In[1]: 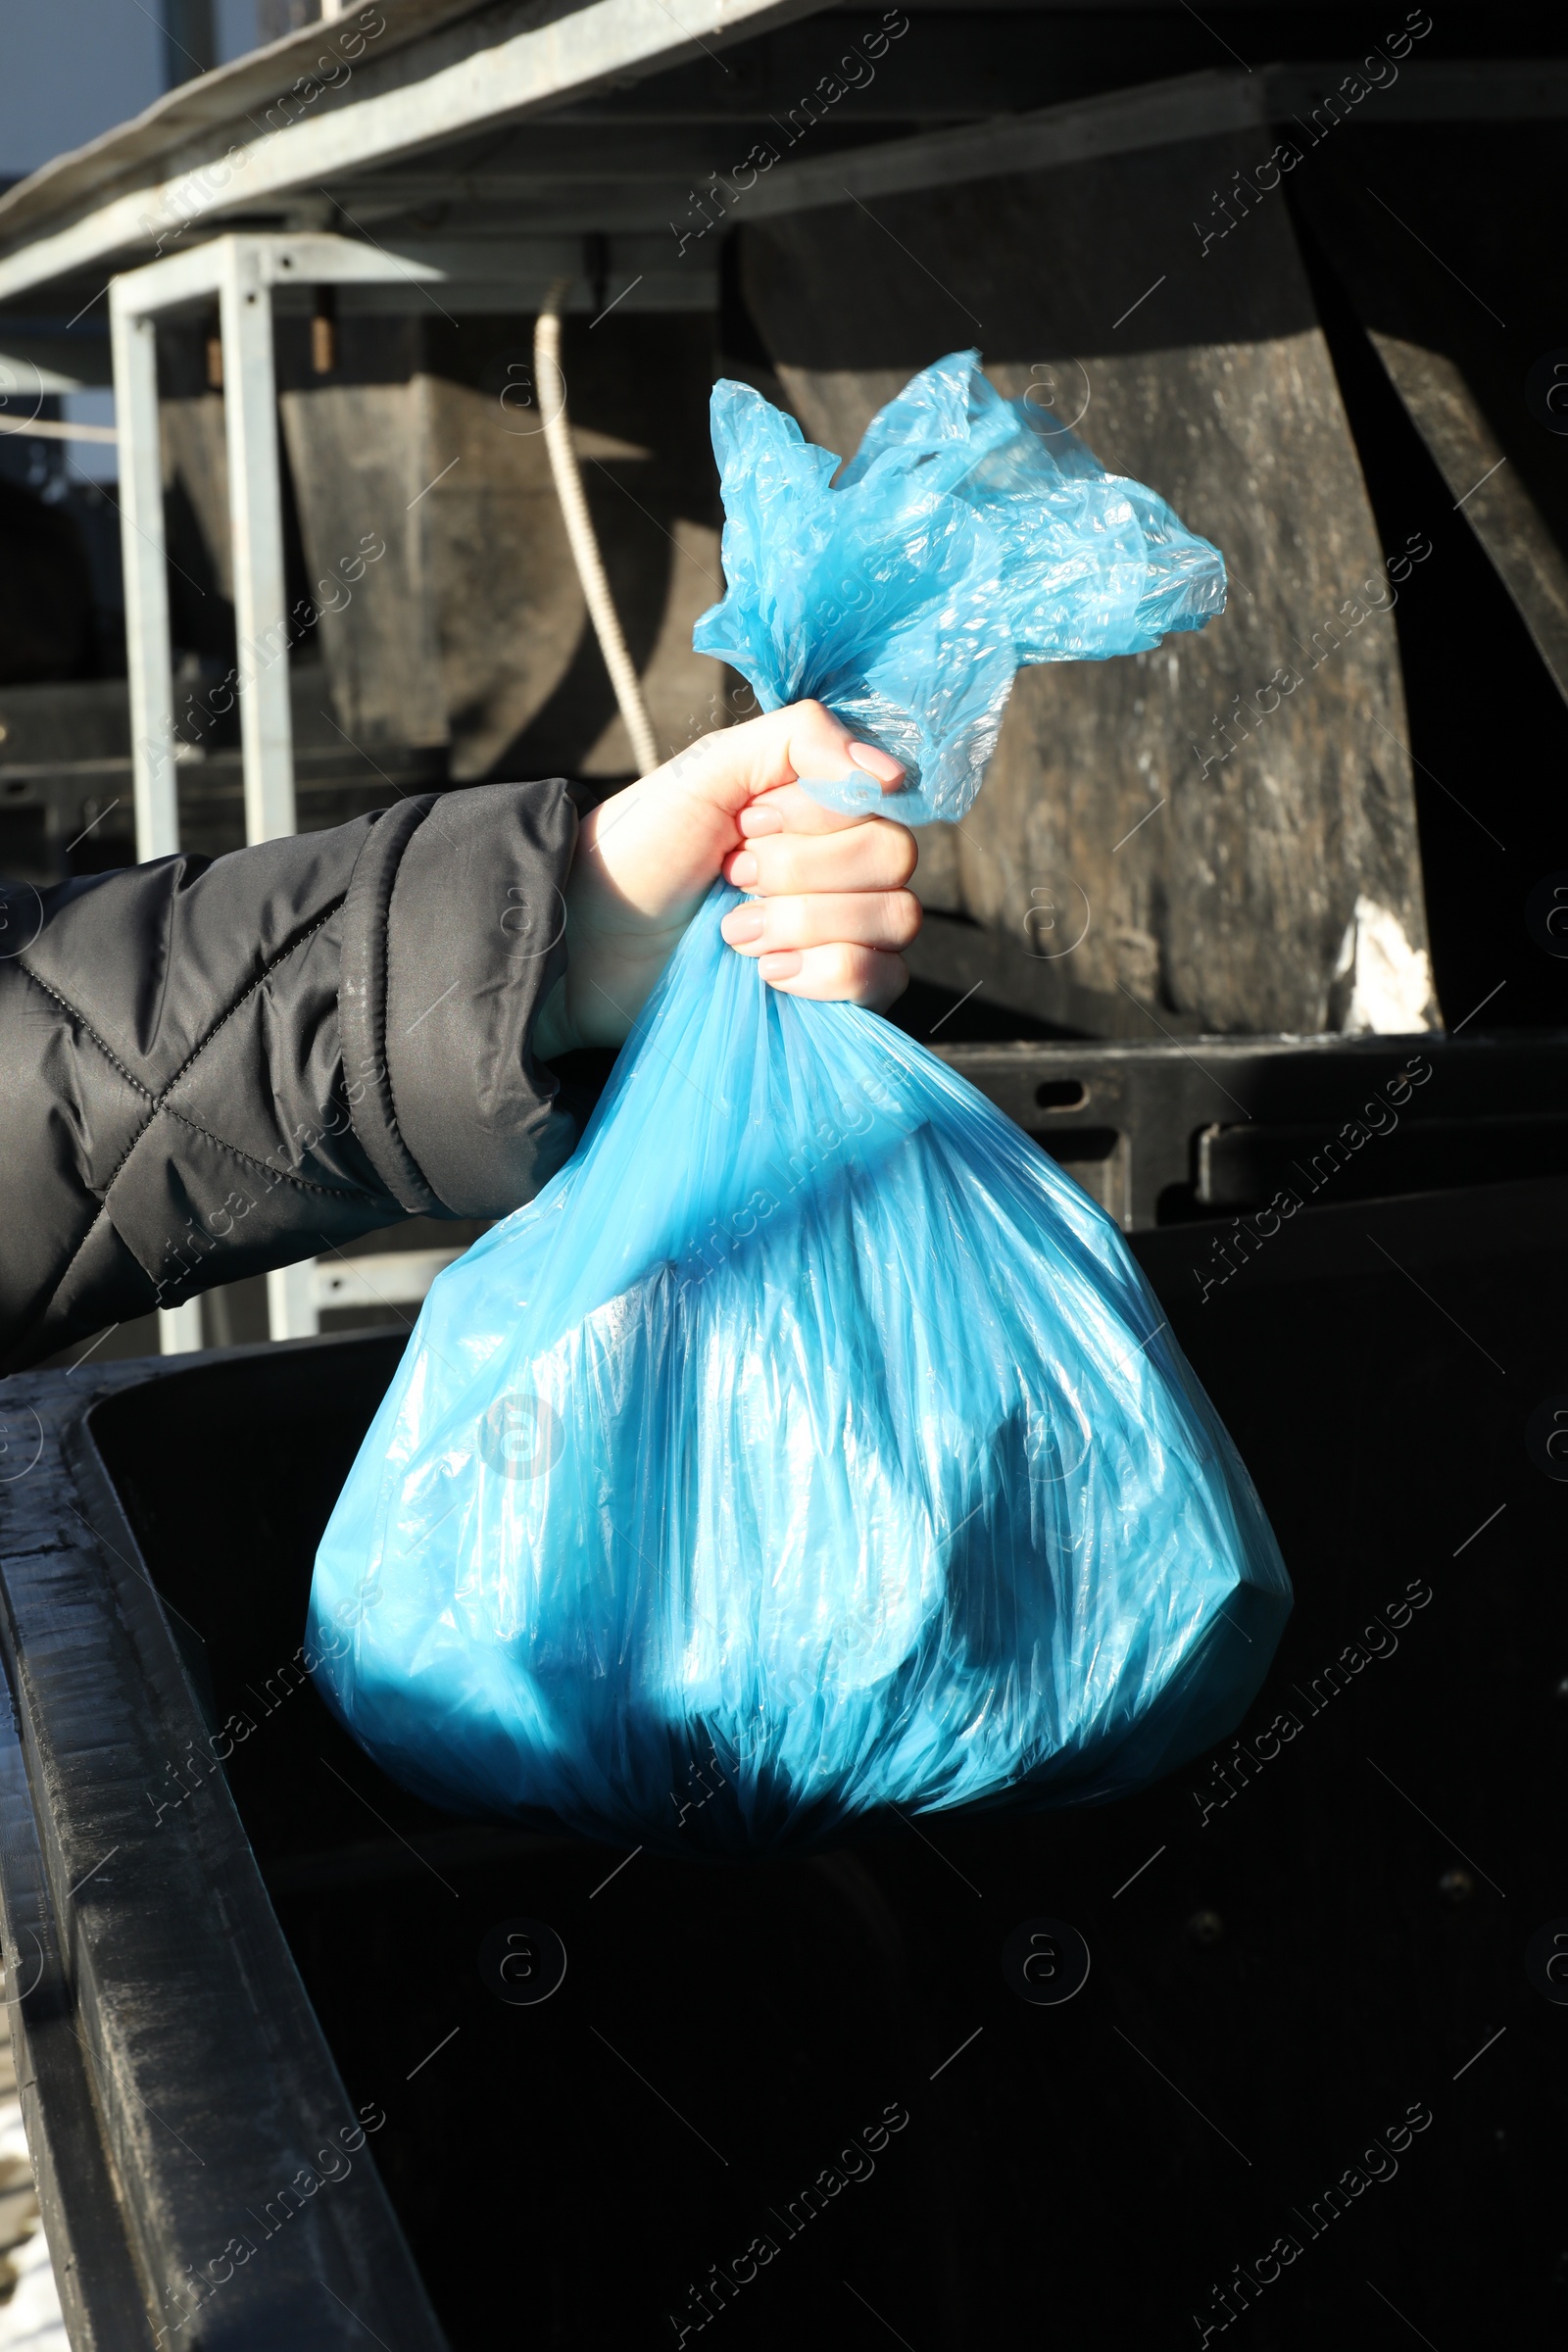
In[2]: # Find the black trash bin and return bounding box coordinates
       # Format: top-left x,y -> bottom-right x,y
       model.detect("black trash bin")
0,1163 -> 1560,2350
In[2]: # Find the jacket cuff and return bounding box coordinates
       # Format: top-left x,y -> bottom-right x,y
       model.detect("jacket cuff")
341,783 -> 578,1220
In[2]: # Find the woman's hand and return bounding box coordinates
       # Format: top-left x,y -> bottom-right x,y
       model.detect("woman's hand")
534,701 -> 921,1055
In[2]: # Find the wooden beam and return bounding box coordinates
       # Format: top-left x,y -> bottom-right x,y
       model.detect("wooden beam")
741,60 -> 1568,223
1367,331 -> 1568,710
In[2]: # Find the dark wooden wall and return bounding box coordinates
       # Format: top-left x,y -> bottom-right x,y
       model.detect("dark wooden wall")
160,309 -> 741,787
737,132 -> 1436,1037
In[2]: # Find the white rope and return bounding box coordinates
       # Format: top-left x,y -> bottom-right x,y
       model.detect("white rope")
533,278 -> 662,779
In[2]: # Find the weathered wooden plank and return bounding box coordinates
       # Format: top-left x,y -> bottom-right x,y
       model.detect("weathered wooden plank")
1366,332 -> 1568,706
279,319 -> 450,754
906,906 -> 1211,1045
405,310 -> 737,780
739,130 -> 1436,1037
161,391 -> 231,599
165,305 -> 738,781
1290,124 -> 1568,709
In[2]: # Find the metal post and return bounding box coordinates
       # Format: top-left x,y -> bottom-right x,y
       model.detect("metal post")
111,291 -> 196,1359
266,1263 -> 319,1342
159,1298 -> 206,1352
110,297 -> 179,861
109,231 -> 452,1353
162,2 -> 216,86
219,239 -> 297,846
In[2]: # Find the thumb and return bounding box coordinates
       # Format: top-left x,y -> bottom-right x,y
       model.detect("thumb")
679,699 -> 905,816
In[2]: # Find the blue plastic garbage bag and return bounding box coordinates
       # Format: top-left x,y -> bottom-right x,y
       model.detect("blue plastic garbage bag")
309,353 -> 1289,1854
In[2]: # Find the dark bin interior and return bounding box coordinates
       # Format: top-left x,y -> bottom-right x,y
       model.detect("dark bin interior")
86,1179 -> 1564,2349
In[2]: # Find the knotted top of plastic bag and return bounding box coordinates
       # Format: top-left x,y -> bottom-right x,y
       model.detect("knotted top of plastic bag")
694,349 -> 1225,825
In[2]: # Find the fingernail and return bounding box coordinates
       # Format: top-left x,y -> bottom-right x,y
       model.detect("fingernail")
721,906 -> 764,945
729,851 -> 759,886
759,951 -> 803,981
849,741 -> 905,786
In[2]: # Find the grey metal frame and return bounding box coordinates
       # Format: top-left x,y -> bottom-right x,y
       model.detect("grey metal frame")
110,234 -> 447,1350
110,233 -> 446,864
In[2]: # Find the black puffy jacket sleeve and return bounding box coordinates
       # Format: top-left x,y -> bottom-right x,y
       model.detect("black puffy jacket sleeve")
0,782 -> 577,1374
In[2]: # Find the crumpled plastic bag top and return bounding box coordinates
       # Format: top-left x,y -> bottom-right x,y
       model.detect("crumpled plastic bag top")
694,348 -> 1226,824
